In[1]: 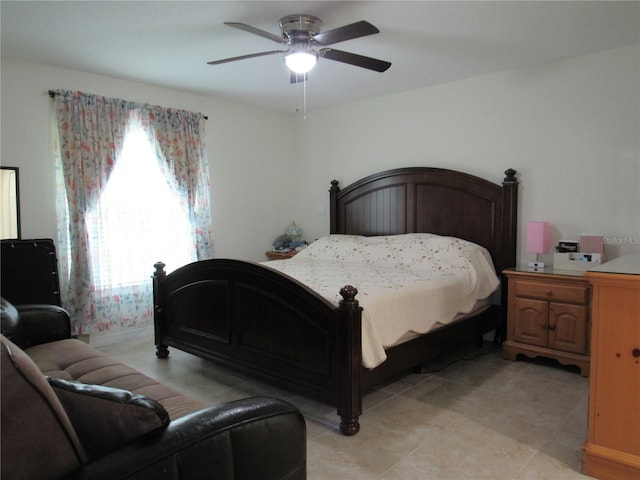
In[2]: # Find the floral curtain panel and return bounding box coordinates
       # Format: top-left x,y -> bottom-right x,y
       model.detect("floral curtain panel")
140,106 -> 213,259
52,90 -> 213,334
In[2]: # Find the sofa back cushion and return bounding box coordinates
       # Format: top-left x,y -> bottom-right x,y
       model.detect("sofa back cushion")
0,335 -> 87,480
27,338 -> 209,420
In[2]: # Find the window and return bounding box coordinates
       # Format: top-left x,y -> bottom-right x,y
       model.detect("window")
86,120 -> 196,290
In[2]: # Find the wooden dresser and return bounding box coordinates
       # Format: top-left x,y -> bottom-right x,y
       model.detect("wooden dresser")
503,268 -> 591,376
582,254 -> 640,480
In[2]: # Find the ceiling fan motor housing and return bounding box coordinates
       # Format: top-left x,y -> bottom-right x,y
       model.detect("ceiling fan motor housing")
279,14 -> 323,39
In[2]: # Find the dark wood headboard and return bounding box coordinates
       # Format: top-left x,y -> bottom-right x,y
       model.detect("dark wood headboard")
329,167 -> 518,274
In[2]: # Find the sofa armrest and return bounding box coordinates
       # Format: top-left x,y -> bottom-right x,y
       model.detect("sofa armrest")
72,396 -> 306,480
16,304 -> 72,347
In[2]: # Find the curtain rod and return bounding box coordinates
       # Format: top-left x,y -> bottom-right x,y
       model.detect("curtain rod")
48,90 -> 208,120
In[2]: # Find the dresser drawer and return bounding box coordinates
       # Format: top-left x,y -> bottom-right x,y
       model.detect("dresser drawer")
513,280 -> 589,304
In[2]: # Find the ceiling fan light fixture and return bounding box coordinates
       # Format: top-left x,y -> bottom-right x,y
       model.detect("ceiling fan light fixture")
285,50 -> 317,74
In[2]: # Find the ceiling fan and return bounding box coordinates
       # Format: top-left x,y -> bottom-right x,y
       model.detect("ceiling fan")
207,14 -> 392,83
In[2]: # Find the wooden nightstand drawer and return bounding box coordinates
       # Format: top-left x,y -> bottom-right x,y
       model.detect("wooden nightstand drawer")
513,280 -> 588,304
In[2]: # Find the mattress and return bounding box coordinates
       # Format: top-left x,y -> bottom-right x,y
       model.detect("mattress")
263,234 -> 500,368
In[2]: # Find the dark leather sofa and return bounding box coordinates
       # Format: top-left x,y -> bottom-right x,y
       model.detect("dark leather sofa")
1,299 -> 306,480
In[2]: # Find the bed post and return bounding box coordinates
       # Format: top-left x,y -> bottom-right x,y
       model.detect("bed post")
499,169 -> 518,342
337,285 -> 363,436
501,169 -> 518,271
329,180 -> 340,234
152,261 -> 169,359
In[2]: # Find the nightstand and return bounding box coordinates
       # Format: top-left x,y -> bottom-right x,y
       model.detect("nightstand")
265,250 -> 298,261
502,268 -> 591,376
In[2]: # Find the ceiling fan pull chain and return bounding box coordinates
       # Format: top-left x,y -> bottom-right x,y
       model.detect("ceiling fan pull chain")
303,77 -> 308,120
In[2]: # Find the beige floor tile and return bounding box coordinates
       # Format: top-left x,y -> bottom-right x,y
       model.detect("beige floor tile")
381,418 -> 536,479
92,326 -> 593,479
365,394 -> 460,443
515,450 -> 593,479
308,421 -> 422,479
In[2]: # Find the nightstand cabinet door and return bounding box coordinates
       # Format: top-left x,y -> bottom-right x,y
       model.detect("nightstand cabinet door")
548,303 -> 588,354
512,298 -> 548,347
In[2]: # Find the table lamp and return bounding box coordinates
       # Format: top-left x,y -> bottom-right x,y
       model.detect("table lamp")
527,221 -> 549,270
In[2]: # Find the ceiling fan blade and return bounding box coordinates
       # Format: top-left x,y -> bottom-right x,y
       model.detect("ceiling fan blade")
290,71 -> 307,84
207,50 -> 283,65
320,48 -> 391,72
224,22 -> 287,44
312,20 -> 379,46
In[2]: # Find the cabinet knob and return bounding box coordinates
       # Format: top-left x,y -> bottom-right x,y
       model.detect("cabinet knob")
545,289 -> 553,297
632,348 -> 640,358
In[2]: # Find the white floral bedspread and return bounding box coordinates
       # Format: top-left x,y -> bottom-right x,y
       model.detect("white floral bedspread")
262,234 -> 500,369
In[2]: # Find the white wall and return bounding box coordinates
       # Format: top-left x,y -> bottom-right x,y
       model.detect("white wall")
2,45 -> 639,269
0,59 -> 297,262
293,45 -> 640,265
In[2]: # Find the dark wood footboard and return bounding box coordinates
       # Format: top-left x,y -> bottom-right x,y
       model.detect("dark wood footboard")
153,259 -> 364,435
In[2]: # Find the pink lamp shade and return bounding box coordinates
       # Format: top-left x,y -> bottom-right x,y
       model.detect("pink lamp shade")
526,221 -> 549,254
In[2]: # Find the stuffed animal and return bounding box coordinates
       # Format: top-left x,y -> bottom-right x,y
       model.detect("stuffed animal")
272,234 -> 292,251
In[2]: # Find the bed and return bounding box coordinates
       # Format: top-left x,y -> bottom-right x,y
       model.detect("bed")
152,167 -> 519,435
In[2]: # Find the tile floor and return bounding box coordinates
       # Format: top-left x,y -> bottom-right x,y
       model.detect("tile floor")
92,325 -> 593,479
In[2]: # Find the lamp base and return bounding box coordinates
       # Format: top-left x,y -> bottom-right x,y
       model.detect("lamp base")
528,261 -> 545,272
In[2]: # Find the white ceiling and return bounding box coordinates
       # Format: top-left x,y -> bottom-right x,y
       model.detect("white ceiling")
2,1 -> 639,113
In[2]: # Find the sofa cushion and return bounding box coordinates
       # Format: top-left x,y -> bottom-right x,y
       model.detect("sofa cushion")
48,377 -> 170,459
26,338 -> 208,420
0,335 -> 87,480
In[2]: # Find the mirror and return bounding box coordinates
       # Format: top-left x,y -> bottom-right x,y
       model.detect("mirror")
1,167 -> 21,239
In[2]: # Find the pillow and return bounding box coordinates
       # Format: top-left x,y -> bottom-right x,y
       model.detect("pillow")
293,235 -> 371,263
47,376 -> 170,459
